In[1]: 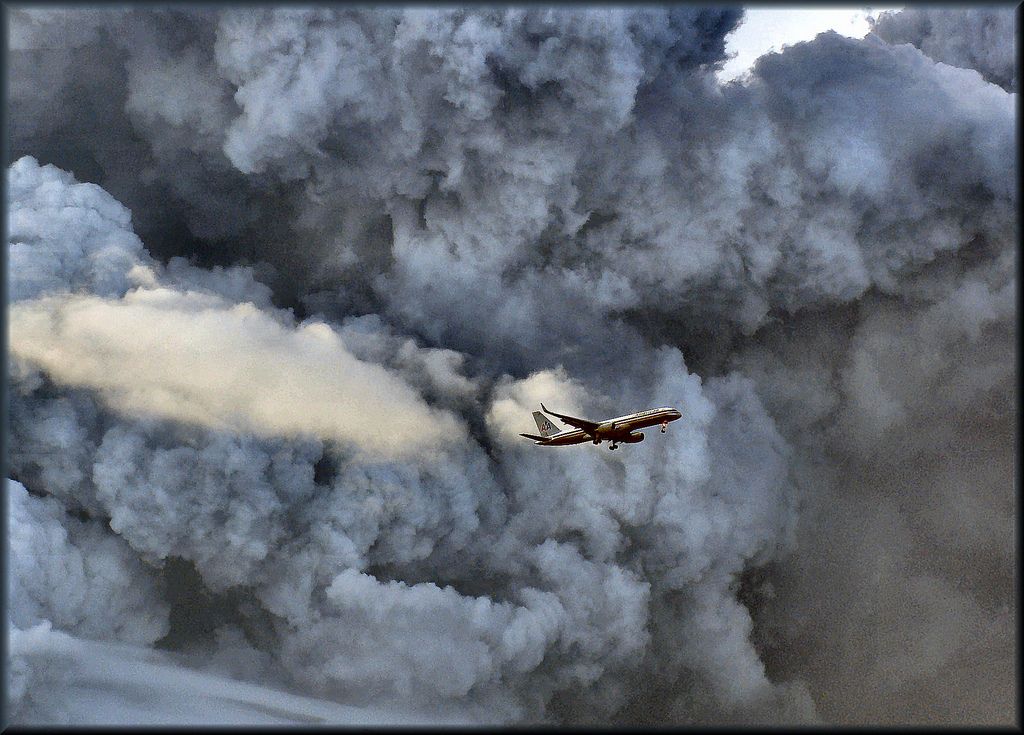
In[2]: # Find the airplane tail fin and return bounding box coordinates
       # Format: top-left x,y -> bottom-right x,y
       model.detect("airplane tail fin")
533,411 -> 558,437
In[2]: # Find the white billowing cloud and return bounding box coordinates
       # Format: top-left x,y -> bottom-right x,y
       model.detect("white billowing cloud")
288,569 -> 560,701
276,544 -> 651,719
871,6 -> 1017,92
6,154 -> 286,315
9,288 -> 463,460
7,479 -> 169,644
88,426 -> 321,591
7,156 -> 150,302
215,8 -> 396,178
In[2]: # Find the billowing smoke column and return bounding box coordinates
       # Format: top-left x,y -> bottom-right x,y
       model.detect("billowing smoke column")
5,5 -> 1016,725
871,6 -> 1017,92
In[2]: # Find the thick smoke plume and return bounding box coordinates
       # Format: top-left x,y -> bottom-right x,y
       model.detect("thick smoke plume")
871,6 -> 1017,92
6,5 -> 1016,725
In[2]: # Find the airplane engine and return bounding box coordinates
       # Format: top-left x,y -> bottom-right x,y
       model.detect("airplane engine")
622,433 -> 645,443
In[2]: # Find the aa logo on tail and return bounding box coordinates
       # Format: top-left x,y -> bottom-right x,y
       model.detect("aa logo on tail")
532,411 -> 557,437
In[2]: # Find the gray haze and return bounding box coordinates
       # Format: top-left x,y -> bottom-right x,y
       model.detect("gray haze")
5,5 -> 1017,725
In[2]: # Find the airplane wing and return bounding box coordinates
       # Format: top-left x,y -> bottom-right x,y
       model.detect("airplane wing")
541,403 -> 601,435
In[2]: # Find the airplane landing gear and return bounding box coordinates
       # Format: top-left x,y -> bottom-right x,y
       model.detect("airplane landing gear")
609,443 -> 618,450
661,420 -> 668,433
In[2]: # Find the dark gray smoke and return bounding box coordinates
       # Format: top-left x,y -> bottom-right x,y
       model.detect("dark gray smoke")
5,5 -> 1016,725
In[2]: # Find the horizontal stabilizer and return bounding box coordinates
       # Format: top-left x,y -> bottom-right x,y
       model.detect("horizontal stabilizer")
519,433 -> 547,441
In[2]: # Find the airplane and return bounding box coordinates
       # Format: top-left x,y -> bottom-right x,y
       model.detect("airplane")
520,403 -> 682,450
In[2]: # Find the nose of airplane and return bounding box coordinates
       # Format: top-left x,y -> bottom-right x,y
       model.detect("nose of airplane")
670,409 -> 682,420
